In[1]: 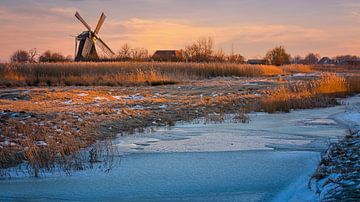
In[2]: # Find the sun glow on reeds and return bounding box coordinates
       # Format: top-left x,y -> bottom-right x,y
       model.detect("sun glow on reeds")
0,62 -> 313,87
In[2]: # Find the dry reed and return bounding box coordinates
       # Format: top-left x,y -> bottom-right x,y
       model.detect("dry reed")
260,73 -> 353,113
0,62 -> 312,87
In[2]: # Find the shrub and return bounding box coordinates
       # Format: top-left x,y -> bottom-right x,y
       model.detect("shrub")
39,50 -> 68,63
10,50 -> 30,63
265,46 -> 291,66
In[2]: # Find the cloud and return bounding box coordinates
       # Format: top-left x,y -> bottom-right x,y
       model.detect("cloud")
49,7 -> 78,17
0,5 -> 79,61
100,18 -> 329,56
1,1 -> 359,61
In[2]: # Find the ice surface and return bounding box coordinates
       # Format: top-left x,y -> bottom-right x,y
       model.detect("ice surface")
115,103 -> 348,153
0,151 -> 319,201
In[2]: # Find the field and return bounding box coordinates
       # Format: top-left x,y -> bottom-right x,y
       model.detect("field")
0,62 -> 359,175
0,62 -> 311,87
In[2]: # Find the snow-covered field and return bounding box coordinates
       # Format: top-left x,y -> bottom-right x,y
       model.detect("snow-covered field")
0,95 -> 359,201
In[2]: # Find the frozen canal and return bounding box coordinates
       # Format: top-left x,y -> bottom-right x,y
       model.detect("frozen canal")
1,95 -> 359,201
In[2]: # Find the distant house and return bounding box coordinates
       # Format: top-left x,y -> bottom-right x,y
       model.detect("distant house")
337,59 -> 360,65
318,57 -> 335,65
152,50 -> 183,62
247,59 -> 267,65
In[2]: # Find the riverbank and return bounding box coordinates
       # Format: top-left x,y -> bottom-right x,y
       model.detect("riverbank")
1,95 -> 359,201
310,95 -> 360,201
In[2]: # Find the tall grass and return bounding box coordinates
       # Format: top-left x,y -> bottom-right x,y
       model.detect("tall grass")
0,62 -> 312,87
260,73 -> 354,113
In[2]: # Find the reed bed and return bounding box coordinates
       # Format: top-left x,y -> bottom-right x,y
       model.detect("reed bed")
0,62 -> 312,87
260,73 -> 356,113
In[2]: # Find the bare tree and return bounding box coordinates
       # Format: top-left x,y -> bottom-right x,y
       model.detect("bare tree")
29,48 -> 38,63
213,48 -> 226,62
185,37 -> 214,62
292,55 -> 303,64
131,48 -> 149,61
265,46 -> 291,66
304,53 -> 320,65
39,50 -> 67,63
118,43 -> 132,60
227,53 -> 245,64
334,55 -> 359,64
10,50 -> 30,63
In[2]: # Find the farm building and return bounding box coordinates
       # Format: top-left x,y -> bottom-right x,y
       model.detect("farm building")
152,50 -> 183,61
247,59 -> 267,65
318,57 -> 335,65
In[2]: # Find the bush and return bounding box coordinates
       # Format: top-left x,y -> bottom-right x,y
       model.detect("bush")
39,50 -> 68,63
304,53 -> 320,65
10,50 -> 30,63
265,46 -> 291,66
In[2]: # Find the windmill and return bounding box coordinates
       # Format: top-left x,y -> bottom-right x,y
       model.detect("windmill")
74,11 -> 115,61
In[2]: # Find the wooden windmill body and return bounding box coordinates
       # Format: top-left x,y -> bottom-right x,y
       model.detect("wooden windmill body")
74,12 -> 115,61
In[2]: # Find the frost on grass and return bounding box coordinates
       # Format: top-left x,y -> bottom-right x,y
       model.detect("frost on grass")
310,130 -> 360,201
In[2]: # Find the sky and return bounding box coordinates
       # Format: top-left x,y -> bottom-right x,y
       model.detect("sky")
0,0 -> 359,61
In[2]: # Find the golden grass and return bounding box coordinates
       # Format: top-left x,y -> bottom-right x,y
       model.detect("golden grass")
0,62 -> 314,87
260,73 -> 351,113
280,64 -> 313,74
1,67 -> 359,175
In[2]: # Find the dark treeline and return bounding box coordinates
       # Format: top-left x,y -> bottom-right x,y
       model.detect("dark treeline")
8,37 -> 360,66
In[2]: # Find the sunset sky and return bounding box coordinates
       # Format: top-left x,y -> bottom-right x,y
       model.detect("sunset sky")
1,0 -> 359,61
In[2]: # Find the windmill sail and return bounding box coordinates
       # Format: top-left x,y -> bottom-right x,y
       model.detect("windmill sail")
96,37 -> 115,57
75,12 -> 92,32
94,13 -> 106,35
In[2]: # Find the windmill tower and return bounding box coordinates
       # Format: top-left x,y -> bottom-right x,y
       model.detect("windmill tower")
74,11 -> 115,61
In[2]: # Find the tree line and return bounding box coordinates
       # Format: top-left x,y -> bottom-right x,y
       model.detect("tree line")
9,37 -> 360,66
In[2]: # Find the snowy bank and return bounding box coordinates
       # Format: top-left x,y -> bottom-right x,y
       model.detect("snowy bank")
311,94 -> 360,201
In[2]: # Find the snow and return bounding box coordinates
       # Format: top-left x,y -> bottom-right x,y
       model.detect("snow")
112,94 -> 144,100
292,72 -> 322,78
1,140 -> 10,146
36,141 -> 48,146
126,94 -> 144,100
77,93 -> 88,97
159,104 -> 167,109
63,100 -> 72,105
94,96 -> 108,101
112,96 -> 122,100
131,105 -> 145,110
303,118 -> 337,125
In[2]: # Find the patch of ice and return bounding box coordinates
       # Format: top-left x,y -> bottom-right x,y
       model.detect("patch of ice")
303,118 -> 337,125
292,72 -> 322,78
159,105 -> 167,109
1,140 -> 10,146
292,73 -> 307,77
112,96 -> 123,100
131,105 -> 145,110
94,97 -> 108,101
63,100 -> 73,105
124,94 -> 144,100
36,141 -> 48,146
343,113 -> 360,125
